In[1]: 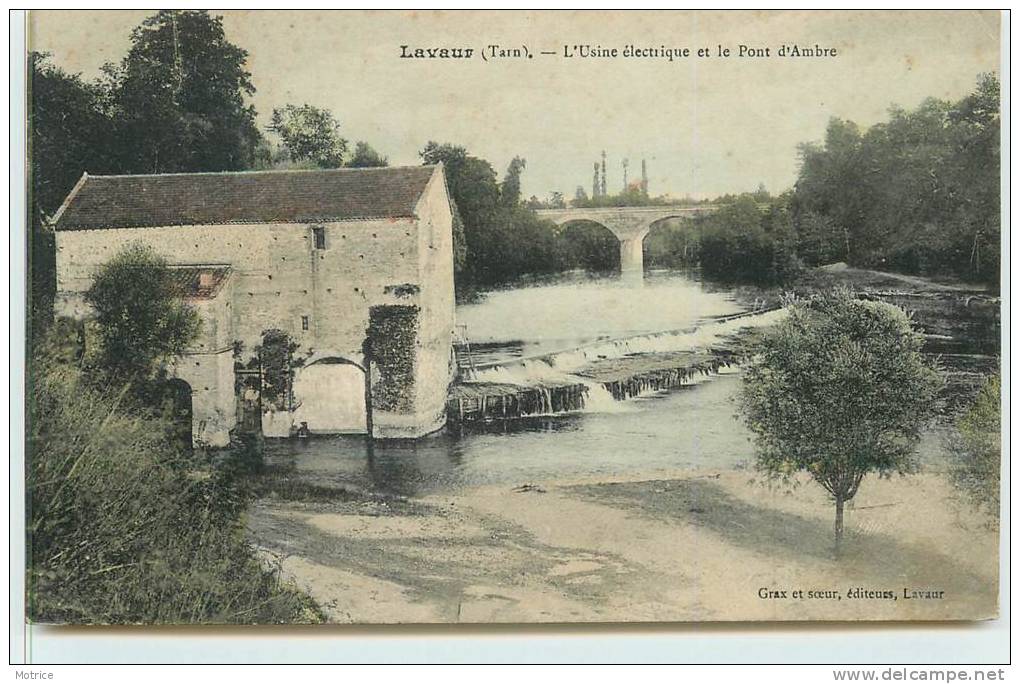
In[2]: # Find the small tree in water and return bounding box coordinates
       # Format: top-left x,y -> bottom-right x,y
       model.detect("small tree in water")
739,289 -> 942,554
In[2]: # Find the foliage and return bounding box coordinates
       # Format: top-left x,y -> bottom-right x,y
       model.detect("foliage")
420,141 -> 497,276
111,10 -> 262,174
643,219 -> 700,269
269,104 -> 348,168
695,194 -> 801,285
950,373 -> 1001,522
500,156 -> 527,207
28,53 -> 116,225
556,221 -> 620,272
571,186 -> 670,208
367,305 -> 419,412
26,350 -> 320,624
28,53 -> 116,333
794,74 -> 1000,286
29,11 -> 264,329
346,141 -> 389,168
252,329 -> 302,409
740,289 -> 943,551
84,244 -> 201,389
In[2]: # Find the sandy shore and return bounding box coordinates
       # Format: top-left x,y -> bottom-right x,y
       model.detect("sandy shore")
247,466 -> 998,624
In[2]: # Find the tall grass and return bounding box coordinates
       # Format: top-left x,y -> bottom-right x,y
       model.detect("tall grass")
27,350 -> 321,624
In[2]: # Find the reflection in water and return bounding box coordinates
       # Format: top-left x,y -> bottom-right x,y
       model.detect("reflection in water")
250,270 -> 981,500
262,374 -> 758,497
257,267 -> 963,498
261,271 -> 754,496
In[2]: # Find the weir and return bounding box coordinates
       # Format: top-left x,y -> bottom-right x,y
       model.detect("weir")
446,307 -> 784,425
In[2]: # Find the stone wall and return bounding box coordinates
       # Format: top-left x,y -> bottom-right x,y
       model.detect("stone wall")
53,166 -> 458,443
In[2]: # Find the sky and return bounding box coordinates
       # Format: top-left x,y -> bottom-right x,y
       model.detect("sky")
28,10 -> 1001,200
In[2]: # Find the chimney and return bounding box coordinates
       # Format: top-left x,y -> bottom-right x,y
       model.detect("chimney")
600,150 -> 607,197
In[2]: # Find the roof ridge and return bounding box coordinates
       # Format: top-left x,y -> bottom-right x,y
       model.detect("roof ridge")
86,165 -> 436,180
52,165 -> 441,231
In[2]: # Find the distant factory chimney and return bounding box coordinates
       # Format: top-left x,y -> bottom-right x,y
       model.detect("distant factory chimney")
641,159 -> 648,195
592,163 -> 600,199
622,158 -> 629,192
600,150 -> 607,197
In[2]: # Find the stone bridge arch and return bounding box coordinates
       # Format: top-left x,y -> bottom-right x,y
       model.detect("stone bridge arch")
536,206 -> 715,275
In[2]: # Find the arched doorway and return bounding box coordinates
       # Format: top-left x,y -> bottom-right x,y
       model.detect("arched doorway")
291,356 -> 368,434
555,219 -> 621,273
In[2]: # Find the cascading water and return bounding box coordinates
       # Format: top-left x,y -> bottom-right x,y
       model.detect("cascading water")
463,308 -> 787,415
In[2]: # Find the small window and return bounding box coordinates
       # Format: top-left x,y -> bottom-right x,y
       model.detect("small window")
301,316 -> 310,331
312,226 -> 326,250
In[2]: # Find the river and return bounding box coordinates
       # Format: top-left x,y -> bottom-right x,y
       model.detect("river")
258,270 -> 766,495
259,269 -> 959,497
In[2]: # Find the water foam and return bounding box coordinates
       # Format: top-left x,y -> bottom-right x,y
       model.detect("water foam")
469,308 -> 786,412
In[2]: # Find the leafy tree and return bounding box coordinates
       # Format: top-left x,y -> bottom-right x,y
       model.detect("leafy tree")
696,195 -> 800,285
111,10 -> 262,173
29,53 -> 115,222
28,53 -> 117,332
794,75 -> 1000,286
420,141 -> 500,278
740,289 -> 942,553
346,141 -> 389,168
269,104 -> 348,168
500,156 -> 527,207
84,244 -> 201,388
950,373 -> 1001,522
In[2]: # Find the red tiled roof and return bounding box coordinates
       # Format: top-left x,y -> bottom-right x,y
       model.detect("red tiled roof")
52,166 -> 439,231
168,265 -> 232,301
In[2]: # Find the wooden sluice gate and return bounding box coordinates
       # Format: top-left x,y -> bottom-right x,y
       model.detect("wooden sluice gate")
446,381 -> 589,425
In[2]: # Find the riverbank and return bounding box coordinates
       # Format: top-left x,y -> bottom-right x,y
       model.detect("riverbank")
243,267 -> 999,624
247,464 -> 998,623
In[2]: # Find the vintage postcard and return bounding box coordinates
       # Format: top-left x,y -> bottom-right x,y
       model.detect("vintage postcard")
23,9 -> 1003,625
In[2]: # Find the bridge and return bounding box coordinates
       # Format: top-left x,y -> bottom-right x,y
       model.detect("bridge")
535,205 -> 716,275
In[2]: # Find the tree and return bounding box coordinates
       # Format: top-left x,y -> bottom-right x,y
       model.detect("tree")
740,289 -> 942,553
111,10 -> 262,173
346,141 -> 389,168
950,373 -> 1001,522
500,156 -> 527,207
793,75 -> 1000,286
420,141 -> 500,278
696,194 -> 800,285
269,104 -> 347,168
28,53 -> 117,331
84,244 -> 201,388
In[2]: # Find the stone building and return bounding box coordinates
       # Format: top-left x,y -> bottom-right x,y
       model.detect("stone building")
51,165 -> 457,446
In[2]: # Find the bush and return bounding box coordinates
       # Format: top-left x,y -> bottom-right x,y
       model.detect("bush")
27,353 -> 320,624
950,373 -> 1001,522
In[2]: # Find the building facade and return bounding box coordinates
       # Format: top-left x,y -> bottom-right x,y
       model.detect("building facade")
51,165 -> 457,446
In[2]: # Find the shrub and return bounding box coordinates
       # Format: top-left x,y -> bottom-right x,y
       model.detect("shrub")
27,353 -> 320,624
950,373 -> 1001,522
